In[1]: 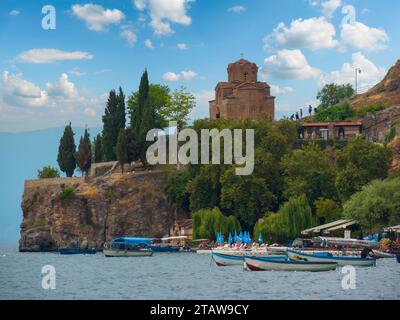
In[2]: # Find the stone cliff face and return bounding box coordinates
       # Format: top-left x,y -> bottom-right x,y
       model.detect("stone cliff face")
19,170 -> 175,252
351,59 -> 400,108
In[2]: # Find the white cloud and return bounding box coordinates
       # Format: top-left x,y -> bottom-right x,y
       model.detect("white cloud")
1,71 -> 49,108
319,52 -> 386,89
228,5 -> 246,13
177,43 -> 188,50
262,49 -> 321,80
9,10 -> 20,17
191,90 -> 214,120
270,85 -> 294,96
162,70 -> 198,82
17,49 -> 93,64
84,107 -> 97,117
145,39 -> 154,48
264,17 -> 338,51
133,0 -> 193,36
321,0 -> 342,18
120,29 -> 137,47
46,73 -> 78,99
69,68 -> 86,77
94,69 -> 112,75
71,4 -> 125,31
339,22 -> 389,52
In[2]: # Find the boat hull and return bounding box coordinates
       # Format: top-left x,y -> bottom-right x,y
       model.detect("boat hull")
212,251 -> 285,267
244,257 -> 337,272
103,249 -> 153,257
147,245 -> 180,252
287,250 -> 376,267
59,248 -> 96,255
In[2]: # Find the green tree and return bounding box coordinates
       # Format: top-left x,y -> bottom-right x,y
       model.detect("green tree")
57,123 -> 76,177
254,195 -> 314,242
116,129 -> 129,173
192,207 -> 241,241
75,129 -> 92,176
221,166 -> 275,228
93,134 -> 103,163
128,84 -> 170,129
317,83 -> 354,109
37,166 -> 60,179
343,177 -> 400,232
102,89 -> 126,161
335,137 -> 393,200
282,143 -> 338,204
188,165 -> 221,212
314,198 -> 342,225
161,86 -> 196,128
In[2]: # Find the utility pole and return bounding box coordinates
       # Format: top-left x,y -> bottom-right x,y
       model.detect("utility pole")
355,67 -> 362,95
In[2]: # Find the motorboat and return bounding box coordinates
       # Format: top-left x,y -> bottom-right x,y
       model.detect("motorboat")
244,256 -> 337,272
103,237 -> 153,257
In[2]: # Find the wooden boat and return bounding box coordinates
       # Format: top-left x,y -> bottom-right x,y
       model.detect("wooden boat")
58,248 -> 96,255
103,248 -> 152,257
244,256 -> 337,272
147,245 -> 180,252
212,251 -> 285,267
287,249 -> 376,267
103,237 -> 153,258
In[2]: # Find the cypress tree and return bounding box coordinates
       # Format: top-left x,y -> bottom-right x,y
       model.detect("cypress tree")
75,129 -> 92,176
93,134 -> 103,163
133,70 -> 149,137
116,129 -> 128,173
102,88 -> 126,161
117,87 -> 126,130
57,123 -> 77,177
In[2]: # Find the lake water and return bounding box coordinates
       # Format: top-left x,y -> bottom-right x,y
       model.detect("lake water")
0,244 -> 399,300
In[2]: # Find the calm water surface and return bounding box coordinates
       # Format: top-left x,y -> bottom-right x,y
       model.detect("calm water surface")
0,244 -> 399,300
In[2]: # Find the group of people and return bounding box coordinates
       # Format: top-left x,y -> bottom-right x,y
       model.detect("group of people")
289,105 -> 317,121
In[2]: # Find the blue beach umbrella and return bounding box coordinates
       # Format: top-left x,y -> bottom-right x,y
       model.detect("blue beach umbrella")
228,232 -> 233,244
234,231 -> 238,243
258,232 -> 263,244
239,231 -> 243,243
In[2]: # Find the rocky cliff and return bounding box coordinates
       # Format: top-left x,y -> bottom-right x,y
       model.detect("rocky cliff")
19,169 -> 175,252
351,59 -> 400,108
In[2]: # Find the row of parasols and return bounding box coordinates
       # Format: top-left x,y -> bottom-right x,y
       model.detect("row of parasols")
215,231 -> 264,244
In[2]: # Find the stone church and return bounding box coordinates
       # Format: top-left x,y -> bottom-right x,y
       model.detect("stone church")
209,58 -> 275,121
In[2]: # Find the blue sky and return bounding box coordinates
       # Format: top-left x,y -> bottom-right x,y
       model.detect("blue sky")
0,0 -> 399,132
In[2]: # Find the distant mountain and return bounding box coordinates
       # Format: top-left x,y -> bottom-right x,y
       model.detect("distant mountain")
0,127 -> 101,243
351,59 -> 400,108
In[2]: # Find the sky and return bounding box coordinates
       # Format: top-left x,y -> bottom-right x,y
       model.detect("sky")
0,0 -> 399,132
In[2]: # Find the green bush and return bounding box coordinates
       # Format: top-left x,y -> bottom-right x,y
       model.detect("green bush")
59,186 -> 76,201
37,166 -> 60,179
314,101 -> 355,122
355,103 -> 388,118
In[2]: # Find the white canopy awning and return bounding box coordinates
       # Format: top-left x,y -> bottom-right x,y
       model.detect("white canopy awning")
301,219 -> 355,235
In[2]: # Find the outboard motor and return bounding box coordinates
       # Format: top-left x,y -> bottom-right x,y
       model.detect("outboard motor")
361,247 -> 373,259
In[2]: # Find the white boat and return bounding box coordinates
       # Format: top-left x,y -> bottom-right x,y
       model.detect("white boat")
104,249 -> 153,257
212,250 -> 285,267
103,237 -> 153,258
244,256 -> 337,272
287,249 -> 376,267
196,249 -> 212,255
